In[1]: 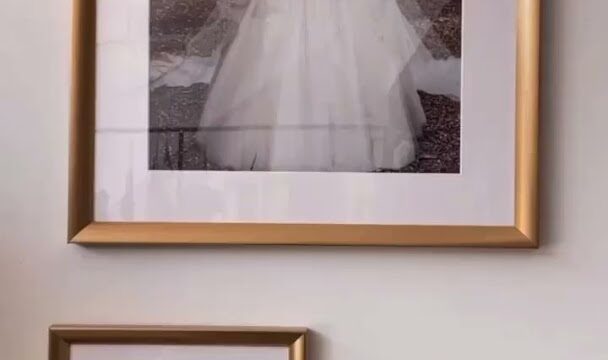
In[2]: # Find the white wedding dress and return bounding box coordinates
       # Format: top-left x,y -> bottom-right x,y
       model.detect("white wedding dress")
196,0 -> 429,172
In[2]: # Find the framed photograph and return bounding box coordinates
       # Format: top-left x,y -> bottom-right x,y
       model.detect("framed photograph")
69,0 -> 540,246
49,325 -> 306,360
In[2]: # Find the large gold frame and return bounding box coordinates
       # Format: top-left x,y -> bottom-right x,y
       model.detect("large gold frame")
68,0 -> 540,247
49,325 -> 306,360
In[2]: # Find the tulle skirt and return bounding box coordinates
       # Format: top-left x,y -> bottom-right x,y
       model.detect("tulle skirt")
197,0 -> 427,171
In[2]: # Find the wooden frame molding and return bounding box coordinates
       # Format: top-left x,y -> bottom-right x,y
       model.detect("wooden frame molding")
68,0 -> 540,247
49,325 -> 307,360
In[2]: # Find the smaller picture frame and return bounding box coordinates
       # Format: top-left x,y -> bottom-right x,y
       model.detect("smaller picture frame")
49,325 -> 307,360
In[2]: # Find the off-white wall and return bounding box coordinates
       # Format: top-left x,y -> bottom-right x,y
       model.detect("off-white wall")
1,1 -> 607,359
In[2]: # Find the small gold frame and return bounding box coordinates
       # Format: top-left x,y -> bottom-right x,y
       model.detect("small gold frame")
49,325 -> 307,360
68,0 -> 540,247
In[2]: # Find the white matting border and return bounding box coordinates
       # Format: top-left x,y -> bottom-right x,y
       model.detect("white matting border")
94,0 -> 515,225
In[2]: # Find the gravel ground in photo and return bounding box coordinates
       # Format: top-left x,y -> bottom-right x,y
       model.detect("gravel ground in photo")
150,0 -> 461,172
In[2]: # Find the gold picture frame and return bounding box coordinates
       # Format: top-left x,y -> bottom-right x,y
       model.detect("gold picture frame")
68,0 -> 540,247
49,325 -> 307,360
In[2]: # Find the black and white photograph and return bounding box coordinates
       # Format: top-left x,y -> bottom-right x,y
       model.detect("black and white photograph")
149,0 -> 462,173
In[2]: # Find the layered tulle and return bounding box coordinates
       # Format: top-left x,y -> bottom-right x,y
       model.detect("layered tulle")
197,0 -> 428,171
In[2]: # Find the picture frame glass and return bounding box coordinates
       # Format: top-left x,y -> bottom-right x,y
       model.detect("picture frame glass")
94,0 -> 515,226
71,344 -> 287,360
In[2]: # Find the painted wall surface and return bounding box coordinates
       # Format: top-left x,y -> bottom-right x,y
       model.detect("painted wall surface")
1,1 -> 607,359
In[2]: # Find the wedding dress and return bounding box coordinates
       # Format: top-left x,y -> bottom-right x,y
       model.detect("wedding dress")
194,0 -> 431,172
